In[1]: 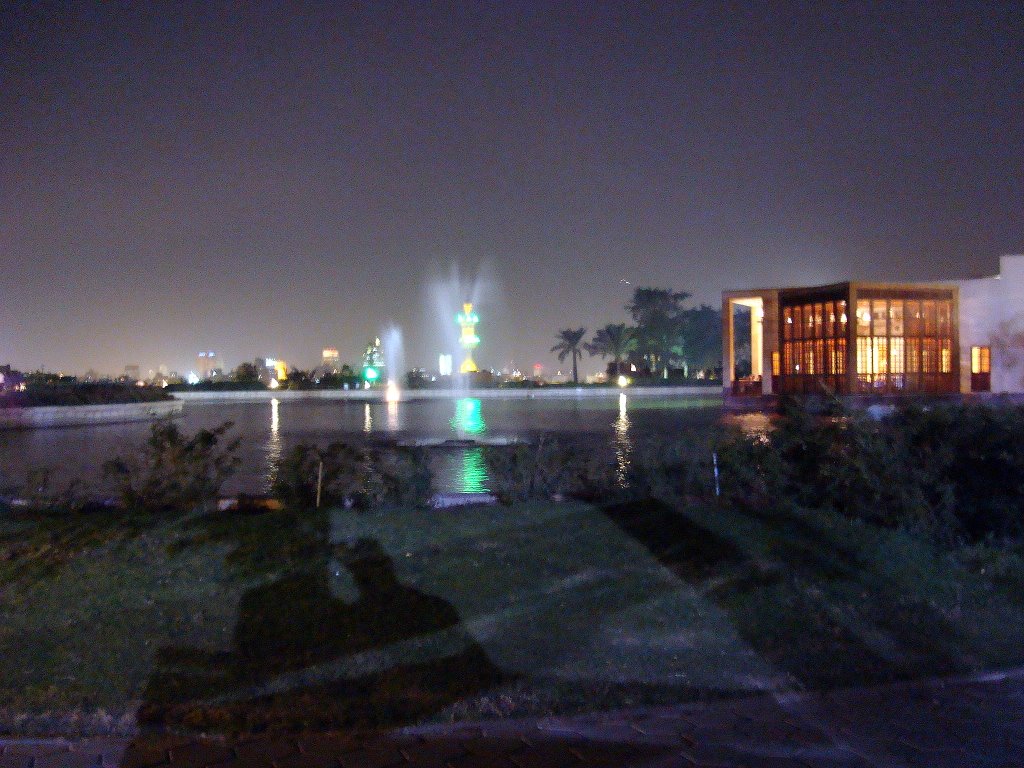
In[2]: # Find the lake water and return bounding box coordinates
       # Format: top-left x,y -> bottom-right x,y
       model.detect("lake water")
0,394 -> 757,496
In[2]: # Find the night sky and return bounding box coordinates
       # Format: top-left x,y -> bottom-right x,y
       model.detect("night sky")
2,1 -> 1021,377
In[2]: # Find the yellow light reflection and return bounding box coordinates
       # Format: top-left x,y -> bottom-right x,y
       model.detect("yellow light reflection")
614,392 -> 632,488
266,398 -> 282,487
363,403 -> 373,433
386,400 -> 399,431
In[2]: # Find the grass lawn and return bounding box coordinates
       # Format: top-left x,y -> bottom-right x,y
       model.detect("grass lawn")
1,496 -> 1022,734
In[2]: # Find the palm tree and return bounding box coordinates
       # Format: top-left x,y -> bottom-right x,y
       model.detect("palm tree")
586,324 -> 635,374
551,328 -> 587,385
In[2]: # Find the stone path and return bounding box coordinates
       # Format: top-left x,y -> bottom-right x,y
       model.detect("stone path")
2,668 -> 1021,767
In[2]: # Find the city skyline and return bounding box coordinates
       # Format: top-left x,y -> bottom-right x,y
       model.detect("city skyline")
2,2 -> 1021,376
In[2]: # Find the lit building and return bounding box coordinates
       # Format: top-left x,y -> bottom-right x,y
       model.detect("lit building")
197,351 -> 217,380
256,357 -> 288,387
722,254 -> 1024,397
124,364 -> 141,381
457,303 -> 480,374
361,338 -> 385,384
322,347 -> 340,372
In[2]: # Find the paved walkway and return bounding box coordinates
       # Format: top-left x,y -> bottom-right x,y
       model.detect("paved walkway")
2,668 -> 1022,767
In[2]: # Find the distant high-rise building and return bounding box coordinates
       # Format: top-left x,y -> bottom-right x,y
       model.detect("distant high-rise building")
322,347 -> 340,373
197,351 -> 217,380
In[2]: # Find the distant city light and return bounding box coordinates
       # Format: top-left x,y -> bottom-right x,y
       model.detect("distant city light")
617,375 -> 630,387
186,372 -> 200,385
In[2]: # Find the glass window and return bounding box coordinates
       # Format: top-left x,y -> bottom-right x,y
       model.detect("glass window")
833,338 -> 847,375
874,337 -> 889,374
889,337 -> 905,374
906,338 -> 921,373
890,301 -> 904,336
923,301 -> 937,336
857,300 -> 871,337
838,300 -> 848,334
972,346 -> 991,374
922,338 -> 938,372
857,337 -> 872,374
937,301 -> 951,336
783,307 -> 793,340
813,303 -> 824,339
940,338 -> 952,374
872,300 -> 888,337
772,351 -> 781,376
906,301 -> 921,336
793,306 -> 803,340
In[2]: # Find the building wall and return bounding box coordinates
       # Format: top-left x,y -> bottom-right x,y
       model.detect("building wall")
957,255 -> 1024,393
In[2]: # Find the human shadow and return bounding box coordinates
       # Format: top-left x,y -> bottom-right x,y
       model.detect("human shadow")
138,514 -> 508,733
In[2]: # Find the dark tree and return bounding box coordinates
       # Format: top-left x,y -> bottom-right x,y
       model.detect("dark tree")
234,362 -> 260,383
627,288 -> 690,378
586,324 -> 636,374
551,328 -> 587,385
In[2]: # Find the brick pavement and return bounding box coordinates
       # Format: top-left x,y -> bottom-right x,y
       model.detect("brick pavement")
2,667 -> 1022,767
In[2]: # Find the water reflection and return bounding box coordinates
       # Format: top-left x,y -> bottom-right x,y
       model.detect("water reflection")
614,392 -> 632,488
386,400 -> 400,431
726,412 -> 772,443
460,448 -> 489,493
450,397 -> 485,436
363,403 -> 373,433
265,398 -> 282,488
451,398 -> 488,492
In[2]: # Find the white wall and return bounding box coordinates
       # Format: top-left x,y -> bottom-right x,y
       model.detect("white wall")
957,255 -> 1024,393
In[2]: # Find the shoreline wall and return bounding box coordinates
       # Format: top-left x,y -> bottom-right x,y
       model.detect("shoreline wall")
171,386 -> 722,403
0,399 -> 183,430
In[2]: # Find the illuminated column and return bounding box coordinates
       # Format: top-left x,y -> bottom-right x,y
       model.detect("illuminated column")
457,303 -> 480,373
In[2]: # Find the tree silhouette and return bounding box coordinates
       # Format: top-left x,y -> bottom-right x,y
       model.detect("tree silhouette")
626,288 -> 690,378
586,324 -> 636,374
551,328 -> 587,385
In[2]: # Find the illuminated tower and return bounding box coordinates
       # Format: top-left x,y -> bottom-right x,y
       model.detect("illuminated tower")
361,337 -> 385,384
457,302 -> 480,373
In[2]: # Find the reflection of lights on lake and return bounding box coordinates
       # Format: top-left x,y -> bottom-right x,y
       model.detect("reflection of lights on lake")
363,403 -> 373,433
266,398 -> 282,487
461,446 -> 488,493
614,392 -> 632,488
450,397 -> 485,435
386,400 -> 399,431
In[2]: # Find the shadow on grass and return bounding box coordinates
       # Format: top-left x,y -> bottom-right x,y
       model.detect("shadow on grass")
599,497 -> 979,692
140,510 -> 509,733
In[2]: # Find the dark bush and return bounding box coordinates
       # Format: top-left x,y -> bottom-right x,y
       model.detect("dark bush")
0,383 -> 173,408
482,438 -> 616,503
103,420 -> 240,515
272,442 -> 433,510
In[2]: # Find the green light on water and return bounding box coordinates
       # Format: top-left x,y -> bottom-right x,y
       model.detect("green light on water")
461,447 -> 489,493
450,397 -> 485,435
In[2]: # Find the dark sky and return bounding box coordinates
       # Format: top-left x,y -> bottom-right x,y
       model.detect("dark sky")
2,1 -> 1021,377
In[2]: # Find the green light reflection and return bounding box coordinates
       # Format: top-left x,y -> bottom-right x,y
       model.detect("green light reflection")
450,397 -> 486,436
451,398 -> 489,492
461,447 -> 489,493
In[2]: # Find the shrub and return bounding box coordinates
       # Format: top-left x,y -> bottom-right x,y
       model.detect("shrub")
482,438 -> 616,503
272,442 -> 433,510
103,419 -> 239,515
